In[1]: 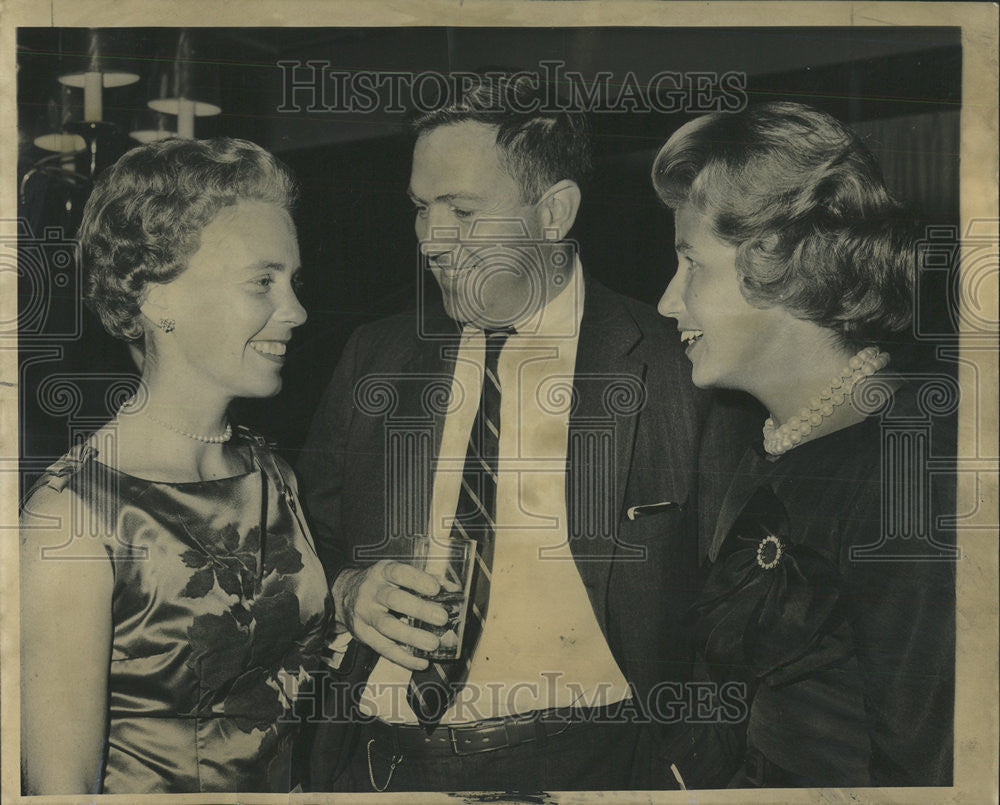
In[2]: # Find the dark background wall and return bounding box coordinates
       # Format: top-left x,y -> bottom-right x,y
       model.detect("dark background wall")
15,26 -> 962,482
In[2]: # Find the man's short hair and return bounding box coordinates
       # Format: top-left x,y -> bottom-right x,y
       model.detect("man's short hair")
411,71 -> 592,203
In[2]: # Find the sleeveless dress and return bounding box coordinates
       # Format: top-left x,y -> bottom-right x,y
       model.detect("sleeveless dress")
22,428 -> 333,794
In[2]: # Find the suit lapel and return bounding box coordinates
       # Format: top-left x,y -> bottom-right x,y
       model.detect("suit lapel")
567,279 -> 645,628
389,307 -> 459,547
408,290 -> 646,631
407,322 -> 458,463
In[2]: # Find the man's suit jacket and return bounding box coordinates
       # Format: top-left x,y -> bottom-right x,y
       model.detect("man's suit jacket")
296,278 -> 710,787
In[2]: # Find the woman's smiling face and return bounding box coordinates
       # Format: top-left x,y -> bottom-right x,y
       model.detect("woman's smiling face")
657,203 -> 789,393
147,199 -> 307,400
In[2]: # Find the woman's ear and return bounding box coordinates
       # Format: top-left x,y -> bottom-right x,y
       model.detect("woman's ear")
536,180 -> 582,240
139,282 -> 167,321
138,282 -> 178,337
139,282 -> 169,325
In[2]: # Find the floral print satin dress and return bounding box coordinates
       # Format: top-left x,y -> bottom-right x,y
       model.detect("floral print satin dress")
24,429 -> 332,793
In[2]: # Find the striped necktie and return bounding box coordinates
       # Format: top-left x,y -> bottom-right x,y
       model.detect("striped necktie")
408,327 -> 513,731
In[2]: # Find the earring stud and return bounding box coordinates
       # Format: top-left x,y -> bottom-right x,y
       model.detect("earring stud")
158,318 -> 175,333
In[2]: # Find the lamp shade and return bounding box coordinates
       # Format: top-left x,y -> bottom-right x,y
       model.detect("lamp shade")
55,29 -> 140,87
56,30 -> 140,122
146,30 -> 222,138
28,84 -> 86,154
130,72 -> 177,142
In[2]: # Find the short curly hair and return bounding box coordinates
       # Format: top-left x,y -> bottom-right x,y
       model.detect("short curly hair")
79,137 -> 298,342
652,102 -> 915,345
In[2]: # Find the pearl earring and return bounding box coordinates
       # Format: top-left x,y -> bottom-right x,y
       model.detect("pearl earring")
158,318 -> 175,333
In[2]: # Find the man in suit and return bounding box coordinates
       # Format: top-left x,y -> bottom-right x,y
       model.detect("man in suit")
297,73 -> 713,792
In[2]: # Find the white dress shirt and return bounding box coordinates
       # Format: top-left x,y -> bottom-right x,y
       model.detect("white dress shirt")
361,260 -> 631,723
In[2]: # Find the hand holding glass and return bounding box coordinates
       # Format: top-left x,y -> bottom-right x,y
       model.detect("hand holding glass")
405,534 -> 476,661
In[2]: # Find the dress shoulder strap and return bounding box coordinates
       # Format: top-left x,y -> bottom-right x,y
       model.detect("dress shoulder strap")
234,425 -> 290,496
21,441 -> 100,507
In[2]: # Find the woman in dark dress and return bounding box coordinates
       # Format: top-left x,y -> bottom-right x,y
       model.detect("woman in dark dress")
652,102 -> 955,787
20,138 -> 332,794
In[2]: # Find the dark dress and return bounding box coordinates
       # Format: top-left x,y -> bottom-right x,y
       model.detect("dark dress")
692,384 -> 955,787
21,428 -> 333,794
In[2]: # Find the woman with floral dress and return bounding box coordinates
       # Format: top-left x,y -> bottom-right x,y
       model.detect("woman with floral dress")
20,138 -> 332,794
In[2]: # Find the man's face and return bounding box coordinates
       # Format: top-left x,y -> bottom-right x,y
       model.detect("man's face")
409,120 -> 554,329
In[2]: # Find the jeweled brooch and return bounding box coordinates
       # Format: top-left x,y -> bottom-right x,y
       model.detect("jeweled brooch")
756,533 -> 784,570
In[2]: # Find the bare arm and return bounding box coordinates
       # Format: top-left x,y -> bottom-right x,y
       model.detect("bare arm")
20,486 -> 114,795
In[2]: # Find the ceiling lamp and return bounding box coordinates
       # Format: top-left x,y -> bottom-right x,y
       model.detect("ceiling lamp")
56,29 -> 139,123
147,31 -> 222,139
130,75 -> 177,143
32,85 -> 86,158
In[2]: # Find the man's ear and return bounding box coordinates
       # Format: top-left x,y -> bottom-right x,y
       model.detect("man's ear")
536,180 -> 582,240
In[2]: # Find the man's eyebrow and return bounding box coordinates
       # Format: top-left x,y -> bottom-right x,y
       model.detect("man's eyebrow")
674,239 -> 692,253
407,188 -> 489,204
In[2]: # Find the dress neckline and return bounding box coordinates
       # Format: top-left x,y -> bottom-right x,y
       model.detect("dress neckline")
753,411 -> 877,464
84,441 -> 260,487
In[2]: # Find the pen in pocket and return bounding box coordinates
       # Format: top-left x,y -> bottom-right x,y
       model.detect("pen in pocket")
626,501 -> 680,521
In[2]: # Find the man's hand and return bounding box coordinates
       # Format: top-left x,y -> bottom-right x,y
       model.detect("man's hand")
333,560 -> 448,670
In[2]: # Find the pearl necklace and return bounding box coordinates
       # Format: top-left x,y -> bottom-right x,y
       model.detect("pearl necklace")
119,398 -> 232,444
762,345 -> 890,457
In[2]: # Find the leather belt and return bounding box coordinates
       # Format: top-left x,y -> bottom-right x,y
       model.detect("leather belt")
368,705 -> 616,757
